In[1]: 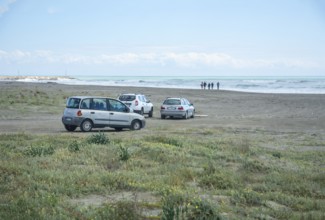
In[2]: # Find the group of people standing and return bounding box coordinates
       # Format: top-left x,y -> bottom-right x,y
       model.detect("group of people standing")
200,81 -> 220,90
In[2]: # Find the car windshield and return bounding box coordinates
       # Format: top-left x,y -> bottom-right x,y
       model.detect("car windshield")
164,99 -> 181,105
119,95 -> 136,101
66,98 -> 81,108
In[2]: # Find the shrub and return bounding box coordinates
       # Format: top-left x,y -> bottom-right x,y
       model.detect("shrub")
110,201 -> 141,220
24,145 -> 55,157
272,152 -> 282,158
87,132 -> 110,145
187,198 -> 222,220
161,194 -> 222,220
118,145 -> 130,161
68,140 -> 80,152
199,171 -> 238,190
161,194 -> 187,220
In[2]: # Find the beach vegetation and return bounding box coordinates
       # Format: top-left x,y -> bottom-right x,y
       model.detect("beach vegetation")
1,131 -> 323,219
87,132 -> 110,145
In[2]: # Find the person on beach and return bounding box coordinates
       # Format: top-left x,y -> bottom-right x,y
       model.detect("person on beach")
211,82 -> 214,90
217,82 -> 220,90
200,82 -> 204,89
203,82 -> 207,89
208,83 -> 211,90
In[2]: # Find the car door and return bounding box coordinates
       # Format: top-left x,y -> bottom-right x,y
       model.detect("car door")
89,98 -> 111,126
184,98 -> 194,116
108,99 -> 130,126
142,95 -> 151,113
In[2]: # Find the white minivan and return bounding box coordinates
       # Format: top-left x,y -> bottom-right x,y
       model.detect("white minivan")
62,96 -> 146,132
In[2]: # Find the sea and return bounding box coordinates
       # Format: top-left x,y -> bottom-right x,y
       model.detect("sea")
1,75 -> 325,94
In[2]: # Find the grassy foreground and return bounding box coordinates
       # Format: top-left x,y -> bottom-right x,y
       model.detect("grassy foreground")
0,84 -> 324,219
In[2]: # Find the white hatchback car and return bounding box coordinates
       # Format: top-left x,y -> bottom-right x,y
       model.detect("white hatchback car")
118,94 -> 153,117
62,96 -> 146,132
160,97 -> 195,119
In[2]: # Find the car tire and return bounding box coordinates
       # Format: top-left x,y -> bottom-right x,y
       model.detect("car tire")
161,115 -> 166,119
191,110 -> 195,118
64,125 -> 77,132
80,119 -> 93,132
183,111 -> 188,119
140,108 -> 144,115
148,108 -> 153,117
130,120 -> 141,130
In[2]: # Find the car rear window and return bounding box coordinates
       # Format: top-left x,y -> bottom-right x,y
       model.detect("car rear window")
119,95 -> 136,101
66,98 -> 81,108
164,99 -> 181,105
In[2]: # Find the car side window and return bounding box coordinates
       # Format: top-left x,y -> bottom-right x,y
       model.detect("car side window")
81,99 -> 91,109
109,99 -> 127,112
91,98 -> 107,110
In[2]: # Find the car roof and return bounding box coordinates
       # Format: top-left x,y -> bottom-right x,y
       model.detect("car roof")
120,93 -> 143,96
68,96 -> 116,100
165,97 -> 182,100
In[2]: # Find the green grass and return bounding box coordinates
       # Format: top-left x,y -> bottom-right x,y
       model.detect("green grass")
1,131 -> 324,219
0,85 -> 324,219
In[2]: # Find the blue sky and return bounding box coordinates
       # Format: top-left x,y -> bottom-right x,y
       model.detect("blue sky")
0,0 -> 324,77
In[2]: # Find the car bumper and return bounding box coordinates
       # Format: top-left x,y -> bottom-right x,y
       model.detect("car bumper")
160,110 -> 186,117
62,116 -> 84,126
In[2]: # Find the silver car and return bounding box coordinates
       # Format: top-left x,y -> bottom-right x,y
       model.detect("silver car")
62,96 -> 146,132
160,97 -> 195,119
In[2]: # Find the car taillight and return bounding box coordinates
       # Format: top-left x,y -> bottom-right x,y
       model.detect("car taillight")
178,106 -> 184,110
77,110 -> 82,116
161,106 -> 165,110
135,100 -> 139,106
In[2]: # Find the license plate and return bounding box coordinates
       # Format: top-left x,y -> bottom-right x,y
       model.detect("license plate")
167,107 -> 176,110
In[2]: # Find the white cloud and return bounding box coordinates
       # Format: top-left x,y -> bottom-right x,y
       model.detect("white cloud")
0,49 -> 321,70
0,0 -> 16,16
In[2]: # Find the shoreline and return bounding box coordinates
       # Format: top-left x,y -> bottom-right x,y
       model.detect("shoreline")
1,75 -> 325,94
1,80 -> 324,95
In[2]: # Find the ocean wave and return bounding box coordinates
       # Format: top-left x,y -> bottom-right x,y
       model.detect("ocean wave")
0,76 -> 75,81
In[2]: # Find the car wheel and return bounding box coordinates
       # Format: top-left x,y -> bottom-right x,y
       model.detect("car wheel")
161,115 -> 166,119
183,111 -> 188,119
140,108 -> 144,115
148,108 -> 153,117
191,110 -> 195,118
80,119 -> 93,132
130,120 -> 141,130
64,125 -> 77,132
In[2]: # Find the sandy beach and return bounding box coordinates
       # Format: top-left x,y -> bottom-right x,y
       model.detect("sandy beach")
1,81 -> 325,134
